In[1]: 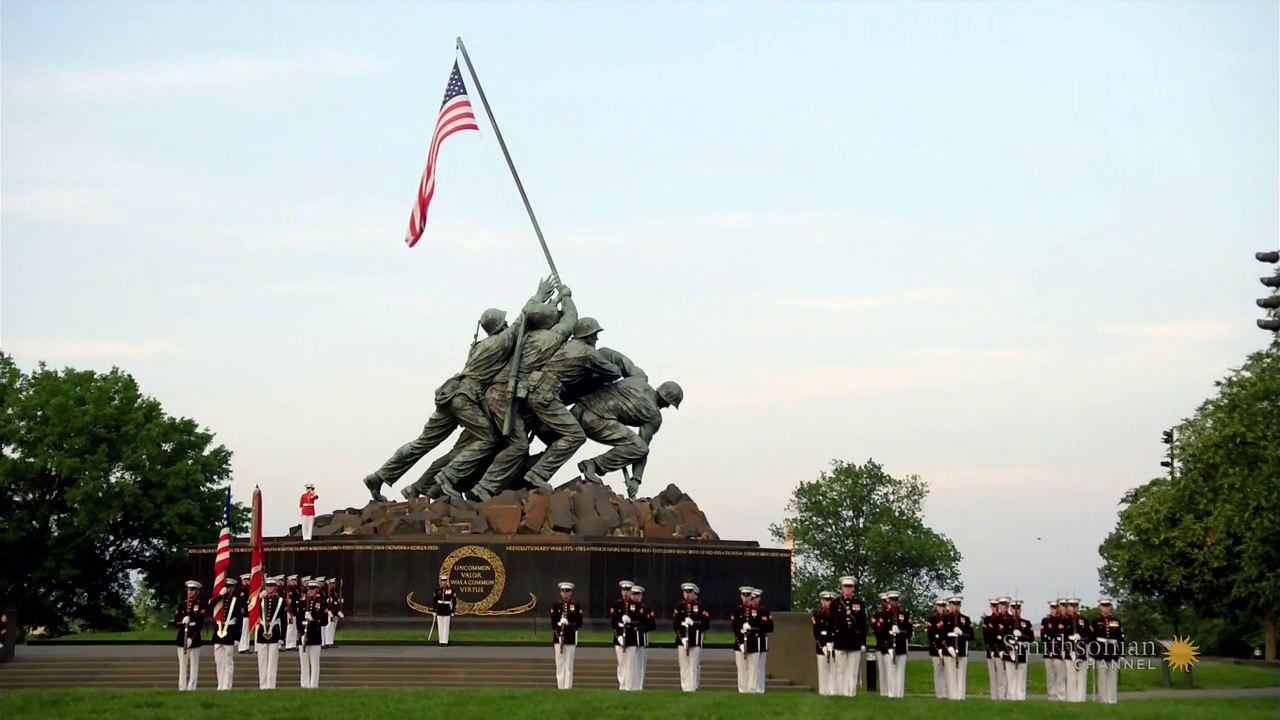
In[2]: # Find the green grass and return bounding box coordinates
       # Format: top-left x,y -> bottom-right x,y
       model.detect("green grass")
919,658 -> 1280,695
38,628 -> 738,645
2,689 -> 1275,720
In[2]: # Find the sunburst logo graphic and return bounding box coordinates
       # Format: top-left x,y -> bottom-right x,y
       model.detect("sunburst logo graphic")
1164,636 -> 1200,672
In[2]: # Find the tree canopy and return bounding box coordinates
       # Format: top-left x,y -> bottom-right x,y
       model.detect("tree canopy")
0,352 -> 246,633
769,459 -> 963,622
1099,340 -> 1279,659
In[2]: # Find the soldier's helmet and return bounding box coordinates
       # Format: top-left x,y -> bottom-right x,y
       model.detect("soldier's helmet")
479,308 -> 508,335
526,302 -> 560,330
656,381 -> 683,409
574,317 -> 603,339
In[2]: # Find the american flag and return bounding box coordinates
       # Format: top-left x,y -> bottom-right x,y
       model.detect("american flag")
404,61 -> 480,248
247,486 -> 264,633
211,486 -> 232,616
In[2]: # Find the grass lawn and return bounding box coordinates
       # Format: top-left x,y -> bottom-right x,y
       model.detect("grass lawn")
38,628 -> 737,645
3,688 -> 1276,720
931,658 -> 1280,695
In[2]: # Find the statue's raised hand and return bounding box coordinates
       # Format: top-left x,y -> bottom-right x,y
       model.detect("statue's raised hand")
535,276 -> 556,303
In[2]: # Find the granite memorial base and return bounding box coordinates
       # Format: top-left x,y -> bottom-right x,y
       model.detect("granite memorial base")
190,534 -> 791,628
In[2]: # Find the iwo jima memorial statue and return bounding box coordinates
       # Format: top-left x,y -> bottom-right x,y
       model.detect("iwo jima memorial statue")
191,39 -> 790,624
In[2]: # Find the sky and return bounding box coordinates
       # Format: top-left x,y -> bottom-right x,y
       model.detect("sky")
2,1 -> 1277,613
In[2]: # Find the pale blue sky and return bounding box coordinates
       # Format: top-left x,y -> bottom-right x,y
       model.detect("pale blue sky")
3,1 -> 1277,611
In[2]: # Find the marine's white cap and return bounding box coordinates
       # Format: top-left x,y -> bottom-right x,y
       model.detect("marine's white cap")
1067,598 -> 1081,605
738,586 -> 754,594
820,591 -> 836,600
948,595 -> 964,604
840,576 -> 855,586
305,483 -> 315,489
1011,599 -> 1024,607
996,596 -> 1011,604
558,582 -> 574,591
886,591 -> 901,600
750,588 -> 762,598
439,573 -> 449,580
619,580 -> 634,589
681,583 -> 699,593
1049,599 -> 1059,607
935,597 -> 948,606
631,586 -> 645,595
185,580 -> 202,590
225,578 -> 239,587
287,574 -> 299,581
305,579 -> 321,588
878,592 -> 888,600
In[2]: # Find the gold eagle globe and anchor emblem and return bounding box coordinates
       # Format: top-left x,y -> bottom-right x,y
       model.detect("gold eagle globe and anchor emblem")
406,545 -> 536,616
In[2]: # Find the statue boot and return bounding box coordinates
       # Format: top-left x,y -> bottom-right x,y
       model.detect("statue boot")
577,458 -> 604,484
363,474 -> 388,502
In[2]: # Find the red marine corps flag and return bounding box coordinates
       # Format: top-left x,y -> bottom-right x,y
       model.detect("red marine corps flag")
247,486 -> 265,633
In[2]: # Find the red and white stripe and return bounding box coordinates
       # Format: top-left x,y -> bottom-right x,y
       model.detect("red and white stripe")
405,90 -> 479,248
211,515 -> 231,614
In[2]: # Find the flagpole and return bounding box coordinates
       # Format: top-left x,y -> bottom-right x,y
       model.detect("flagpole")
455,37 -> 562,286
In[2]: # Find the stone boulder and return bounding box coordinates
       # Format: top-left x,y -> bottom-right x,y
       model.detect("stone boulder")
287,481 -> 720,540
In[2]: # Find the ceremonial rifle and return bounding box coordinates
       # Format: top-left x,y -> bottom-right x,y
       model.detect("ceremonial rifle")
216,595 -> 237,639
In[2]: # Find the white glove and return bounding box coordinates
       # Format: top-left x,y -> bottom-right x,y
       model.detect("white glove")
621,614 -> 631,624
819,631 -> 828,636
615,635 -> 622,646
890,625 -> 900,636
683,617 -> 693,627
950,628 -> 961,637
559,617 -> 568,627
1013,629 -> 1021,638
947,646 -> 957,657
1070,633 -> 1081,642
182,615 -> 190,624
825,642 -> 834,653
305,611 -> 312,621
861,645 -> 867,652
683,637 -> 689,647
741,623 -> 750,633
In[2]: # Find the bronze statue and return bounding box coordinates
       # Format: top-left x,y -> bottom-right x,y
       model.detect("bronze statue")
359,283 -> 686,504
361,278 -> 555,501
573,376 -> 683,498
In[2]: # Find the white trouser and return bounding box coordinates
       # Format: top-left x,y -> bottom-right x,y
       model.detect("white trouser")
214,644 -> 235,689
1003,660 -> 1025,700
620,646 -> 638,690
325,616 -> 338,645
298,645 -> 321,688
1050,658 -> 1068,700
735,650 -> 747,693
988,656 -> 1006,699
1096,659 -> 1119,703
615,643 -> 625,686
883,651 -> 906,698
285,623 -> 297,650
299,643 -> 310,687
877,652 -> 887,694
816,654 -> 833,695
554,643 -> 576,689
1064,657 -> 1087,701
176,648 -> 199,690
302,515 -> 314,540
1045,656 -> 1057,699
677,643 -> 701,691
257,642 -> 279,688
833,649 -> 861,696
437,615 -> 451,644
743,652 -> 759,692
238,619 -> 250,651
932,655 -> 947,698
629,645 -> 647,690
945,655 -> 968,699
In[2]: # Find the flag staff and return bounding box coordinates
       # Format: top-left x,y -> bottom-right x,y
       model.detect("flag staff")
455,37 -> 562,286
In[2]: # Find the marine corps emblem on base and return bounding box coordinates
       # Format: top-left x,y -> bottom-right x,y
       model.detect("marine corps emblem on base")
406,545 -> 536,616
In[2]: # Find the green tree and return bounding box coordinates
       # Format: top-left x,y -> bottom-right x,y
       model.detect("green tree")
0,353 -> 247,634
769,459 -> 963,622
1099,341 -> 1280,660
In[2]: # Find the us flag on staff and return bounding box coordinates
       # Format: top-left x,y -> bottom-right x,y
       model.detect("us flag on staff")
404,61 -> 480,248
247,486 -> 264,633
211,486 -> 232,617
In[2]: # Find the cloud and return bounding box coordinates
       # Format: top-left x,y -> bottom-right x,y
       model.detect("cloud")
923,465 -> 1057,490
2,339 -> 184,362
0,188 -> 127,227
12,50 -> 386,100
1097,321 -> 1237,340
